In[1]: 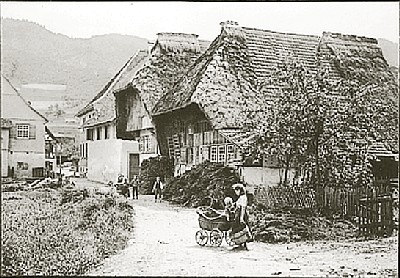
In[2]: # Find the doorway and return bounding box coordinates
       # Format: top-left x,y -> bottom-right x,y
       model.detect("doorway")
129,154 -> 140,180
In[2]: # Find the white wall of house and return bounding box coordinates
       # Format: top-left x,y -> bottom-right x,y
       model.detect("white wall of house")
2,76 -> 47,178
1,129 -> 10,177
239,166 -> 296,187
7,121 -> 46,178
87,138 -> 139,184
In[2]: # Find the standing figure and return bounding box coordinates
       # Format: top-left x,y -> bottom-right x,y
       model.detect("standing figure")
152,176 -> 164,203
129,175 -> 139,199
231,183 -> 253,250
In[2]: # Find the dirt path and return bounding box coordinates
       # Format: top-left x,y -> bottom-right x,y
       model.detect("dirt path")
87,193 -> 398,277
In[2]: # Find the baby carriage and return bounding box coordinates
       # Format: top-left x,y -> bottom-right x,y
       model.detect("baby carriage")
195,206 -> 235,247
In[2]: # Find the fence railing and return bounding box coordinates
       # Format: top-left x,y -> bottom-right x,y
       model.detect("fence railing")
253,180 -> 395,236
254,185 -> 316,210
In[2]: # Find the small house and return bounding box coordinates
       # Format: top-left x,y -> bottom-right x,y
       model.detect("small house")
1,75 -> 48,178
75,49 -> 149,183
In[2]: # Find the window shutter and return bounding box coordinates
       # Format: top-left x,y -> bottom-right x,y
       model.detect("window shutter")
10,125 -> 17,139
29,124 -> 36,140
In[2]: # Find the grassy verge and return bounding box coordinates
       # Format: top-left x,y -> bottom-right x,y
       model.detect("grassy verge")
1,187 -> 134,276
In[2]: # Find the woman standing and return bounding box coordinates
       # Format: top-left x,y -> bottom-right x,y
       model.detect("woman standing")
231,183 -> 252,250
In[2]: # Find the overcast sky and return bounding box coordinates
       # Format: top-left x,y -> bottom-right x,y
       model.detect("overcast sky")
1,2 -> 399,43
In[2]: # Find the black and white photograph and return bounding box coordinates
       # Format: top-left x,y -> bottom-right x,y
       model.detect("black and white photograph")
0,1 -> 398,277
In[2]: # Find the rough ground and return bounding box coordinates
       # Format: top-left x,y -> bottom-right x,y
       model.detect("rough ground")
76,179 -> 398,277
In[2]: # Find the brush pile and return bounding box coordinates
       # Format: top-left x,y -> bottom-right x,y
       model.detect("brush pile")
249,206 -> 359,243
163,161 -> 240,209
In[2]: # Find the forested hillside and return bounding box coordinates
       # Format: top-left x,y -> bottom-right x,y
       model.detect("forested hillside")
1,18 -> 149,113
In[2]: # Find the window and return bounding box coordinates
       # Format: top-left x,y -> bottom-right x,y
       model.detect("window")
139,135 -> 152,153
17,124 -> 29,138
86,129 -> 93,140
17,162 -> 28,170
96,127 -> 101,140
210,146 -> 217,162
104,125 -> 109,139
218,145 -> 226,163
227,144 -> 236,162
187,148 -> 193,164
188,134 -> 194,147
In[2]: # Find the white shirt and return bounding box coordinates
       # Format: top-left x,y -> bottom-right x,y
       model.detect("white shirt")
236,195 -> 248,208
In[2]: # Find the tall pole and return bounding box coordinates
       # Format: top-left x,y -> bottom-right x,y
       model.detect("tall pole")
57,143 -> 62,183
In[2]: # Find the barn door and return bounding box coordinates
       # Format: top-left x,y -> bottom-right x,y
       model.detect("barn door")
129,154 -> 140,180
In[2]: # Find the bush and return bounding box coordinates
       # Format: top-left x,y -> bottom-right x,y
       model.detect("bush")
1,182 -> 27,192
162,161 -> 241,209
60,187 -> 89,204
1,190 -> 134,276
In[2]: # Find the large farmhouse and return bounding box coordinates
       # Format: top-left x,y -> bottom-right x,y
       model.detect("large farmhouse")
151,21 -> 398,181
113,32 -> 210,176
77,32 -> 210,183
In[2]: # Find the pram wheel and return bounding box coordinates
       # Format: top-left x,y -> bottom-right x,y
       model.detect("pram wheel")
195,230 -> 208,246
225,231 -> 235,246
210,229 -> 223,247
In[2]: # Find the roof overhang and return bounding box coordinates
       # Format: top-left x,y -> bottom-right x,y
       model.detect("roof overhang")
82,118 -> 115,129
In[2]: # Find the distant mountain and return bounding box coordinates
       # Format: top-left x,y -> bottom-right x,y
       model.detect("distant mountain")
378,38 -> 399,68
1,17 -> 398,117
1,18 -> 149,114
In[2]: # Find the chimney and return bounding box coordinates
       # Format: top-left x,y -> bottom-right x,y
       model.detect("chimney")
220,20 -> 239,31
148,40 -> 155,54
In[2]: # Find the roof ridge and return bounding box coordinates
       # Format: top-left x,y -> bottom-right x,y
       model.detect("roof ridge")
1,75 -> 48,123
76,49 -> 147,117
152,34 -> 224,115
242,26 -> 320,39
322,31 -> 377,44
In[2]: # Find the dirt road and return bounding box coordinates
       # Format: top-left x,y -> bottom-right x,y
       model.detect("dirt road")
87,193 -> 398,277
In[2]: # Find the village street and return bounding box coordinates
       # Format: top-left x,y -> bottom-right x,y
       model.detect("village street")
76,178 -> 398,277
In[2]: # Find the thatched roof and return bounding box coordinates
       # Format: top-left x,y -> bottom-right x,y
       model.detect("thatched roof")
152,24 -> 320,130
115,32 -> 210,114
77,50 -> 149,127
318,32 -> 394,84
152,22 -> 394,148
153,33 -> 203,53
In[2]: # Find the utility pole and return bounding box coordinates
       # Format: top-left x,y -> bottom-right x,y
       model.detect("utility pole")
56,143 -> 63,184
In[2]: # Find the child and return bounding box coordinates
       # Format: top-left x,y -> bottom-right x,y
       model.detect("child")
223,197 -> 235,222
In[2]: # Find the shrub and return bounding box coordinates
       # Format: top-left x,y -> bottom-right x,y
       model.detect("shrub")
1,182 -> 26,192
1,190 -> 134,276
60,187 -> 89,205
162,161 -> 241,209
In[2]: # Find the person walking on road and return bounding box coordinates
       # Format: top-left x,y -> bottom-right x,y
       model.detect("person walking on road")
129,175 -> 139,199
152,176 -> 164,203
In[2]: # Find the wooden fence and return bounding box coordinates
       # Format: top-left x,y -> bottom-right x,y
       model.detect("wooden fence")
314,180 -> 393,218
254,185 -> 316,210
254,180 -> 396,236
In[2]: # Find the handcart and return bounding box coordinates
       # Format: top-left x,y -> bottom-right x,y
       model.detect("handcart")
195,206 -> 234,247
